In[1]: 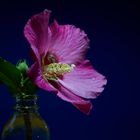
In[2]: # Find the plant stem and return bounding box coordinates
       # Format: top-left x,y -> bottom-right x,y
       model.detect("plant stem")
23,112 -> 32,140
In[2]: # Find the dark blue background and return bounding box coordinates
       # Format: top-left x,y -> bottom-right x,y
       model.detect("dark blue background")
0,0 -> 139,140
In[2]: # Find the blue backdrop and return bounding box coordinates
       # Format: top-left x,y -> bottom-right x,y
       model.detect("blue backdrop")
0,0 -> 139,140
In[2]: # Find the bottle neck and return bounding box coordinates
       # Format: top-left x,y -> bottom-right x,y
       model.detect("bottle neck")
14,94 -> 39,113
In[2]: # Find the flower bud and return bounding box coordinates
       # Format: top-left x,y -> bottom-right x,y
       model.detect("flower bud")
16,60 -> 28,73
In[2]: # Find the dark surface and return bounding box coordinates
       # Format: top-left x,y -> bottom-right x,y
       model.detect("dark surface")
0,0 -> 139,140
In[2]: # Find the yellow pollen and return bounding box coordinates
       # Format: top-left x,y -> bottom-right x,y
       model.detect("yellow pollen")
43,63 -> 75,80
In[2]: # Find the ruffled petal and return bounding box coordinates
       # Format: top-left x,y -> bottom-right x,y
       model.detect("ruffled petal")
58,60 -> 107,99
57,81 -> 93,115
48,20 -> 89,64
28,62 -> 56,92
24,9 -> 51,59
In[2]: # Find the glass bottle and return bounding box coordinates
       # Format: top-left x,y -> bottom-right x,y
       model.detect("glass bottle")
1,94 -> 50,140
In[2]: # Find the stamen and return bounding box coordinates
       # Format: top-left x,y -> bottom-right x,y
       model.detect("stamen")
43,63 -> 75,80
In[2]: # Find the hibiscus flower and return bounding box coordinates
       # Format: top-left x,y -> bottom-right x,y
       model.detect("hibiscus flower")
24,9 -> 107,115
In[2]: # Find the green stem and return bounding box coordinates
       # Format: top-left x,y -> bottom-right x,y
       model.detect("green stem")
23,112 -> 32,140
22,77 -> 30,84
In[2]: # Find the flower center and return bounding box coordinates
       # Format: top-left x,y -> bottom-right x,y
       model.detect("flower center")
43,63 -> 75,81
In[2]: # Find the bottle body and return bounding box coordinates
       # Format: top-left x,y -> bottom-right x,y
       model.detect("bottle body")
1,95 -> 50,140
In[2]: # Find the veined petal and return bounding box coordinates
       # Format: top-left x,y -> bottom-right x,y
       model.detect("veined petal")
48,20 -> 89,64
28,62 -> 56,92
24,9 -> 51,59
58,60 -> 107,99
57,81 -> 93,115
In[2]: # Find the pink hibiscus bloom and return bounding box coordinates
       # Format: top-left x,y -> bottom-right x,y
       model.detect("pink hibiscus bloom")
24,9 -> 107,115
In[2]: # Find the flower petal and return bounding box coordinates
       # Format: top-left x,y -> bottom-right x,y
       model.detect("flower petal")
48,20 -> 89,64
28,62 -> 56,92
57,81 -> 93,115
58,60 -> 107,99
24,9 -> 51,59
28,63 -> 92,115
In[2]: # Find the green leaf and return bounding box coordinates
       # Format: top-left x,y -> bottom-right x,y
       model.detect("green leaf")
0,57 -> 38,97
0,57 -> 22,94
0,57 -> 21,83
0,71 -> 21,94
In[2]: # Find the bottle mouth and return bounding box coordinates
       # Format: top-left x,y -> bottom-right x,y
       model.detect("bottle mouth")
15,94 -> 38,101
15,105 -> 39,112
14,94 -> 38,112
